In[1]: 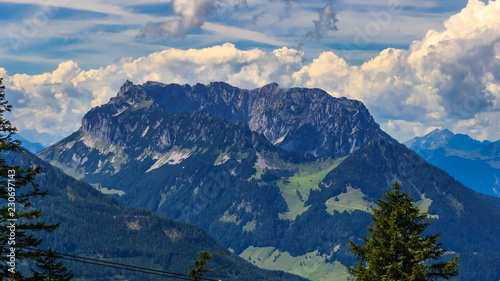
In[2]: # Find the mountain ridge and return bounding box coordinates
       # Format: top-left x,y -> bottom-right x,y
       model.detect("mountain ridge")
12,134 -> 45,153
126,80 -> 396,157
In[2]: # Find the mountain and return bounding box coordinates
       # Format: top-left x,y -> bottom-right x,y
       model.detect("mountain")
12,134 -> 45,153
38,81 -> 500,280
117,80 -> 395,157
404,129 -> 500,197
4,150 -> 305,281
17,128 -> 64,147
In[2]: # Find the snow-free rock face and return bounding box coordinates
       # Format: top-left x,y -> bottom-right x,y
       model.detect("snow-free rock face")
134,81 -> 395,157
75,80 -> 394,158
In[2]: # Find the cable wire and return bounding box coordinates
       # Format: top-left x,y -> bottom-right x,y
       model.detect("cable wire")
56,256 -> 194,280
22,247 -> 222,281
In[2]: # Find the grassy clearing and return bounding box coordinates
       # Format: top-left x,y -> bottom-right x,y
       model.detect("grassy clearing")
325,186 -> 374,214
324,189 -> 439,219
91,183 -> 126,196
249,166 -> 265,180
278,157 -> 345,220
243,220 -> 257,232
414,194 -> 439,219
414,194 -> 432,212
277,192 -> 311,220
239,246 -> 348,281
218,210 -> 242,225
289,162 -> 341,200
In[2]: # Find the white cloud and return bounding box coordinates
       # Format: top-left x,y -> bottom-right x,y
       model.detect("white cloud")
453,111 -> 500,141
301,0 -> 500,141
382,120 -> 441,142
1,0 -> 500,142
1,0 -> 464,77
136,0 -> 247,40
0,43 -> 303,136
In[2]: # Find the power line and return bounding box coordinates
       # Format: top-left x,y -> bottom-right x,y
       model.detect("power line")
56,256 -> 194,280
22,248 -> 222,281
55,252 -> 199,280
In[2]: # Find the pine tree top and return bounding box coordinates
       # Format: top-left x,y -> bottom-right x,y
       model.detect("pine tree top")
348,181 -> 459,281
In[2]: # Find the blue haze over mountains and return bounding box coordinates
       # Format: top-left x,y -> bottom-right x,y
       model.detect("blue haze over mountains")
12,134 -> 45,153
36,81 -> 500,280
404,129 -> 500,197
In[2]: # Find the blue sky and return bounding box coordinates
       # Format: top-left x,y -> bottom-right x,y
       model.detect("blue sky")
1,0 -> 499,144
2,0 -> 468,74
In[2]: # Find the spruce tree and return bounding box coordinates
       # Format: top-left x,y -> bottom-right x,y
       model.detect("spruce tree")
28,249 -> 73,281
0,77 -> 60,279
348,181 -> 459,280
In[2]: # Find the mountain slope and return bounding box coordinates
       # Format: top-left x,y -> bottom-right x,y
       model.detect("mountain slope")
38,81 -> 500,280
404,129 -> 500,196
38,83 -> 312,251
312,139 -> 500,253
5,150 -> 305,281
308,139 -> 500,280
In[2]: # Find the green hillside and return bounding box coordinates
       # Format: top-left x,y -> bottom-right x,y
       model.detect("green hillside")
5,150 -> 305,281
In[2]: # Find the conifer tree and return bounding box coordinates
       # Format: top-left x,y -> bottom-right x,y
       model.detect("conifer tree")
0,77 -> 61,279
348,181 -> 459,280
188,250 -> 227,281
28,249 -> 73,281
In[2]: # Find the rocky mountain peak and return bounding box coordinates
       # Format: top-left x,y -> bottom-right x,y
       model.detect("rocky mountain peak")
405,128 -> 490,152
429,128 -> 454,138
132,81 -> 395,157
118,80 -> 134,96
259,82 -> 280,92
71,80 -> 396,158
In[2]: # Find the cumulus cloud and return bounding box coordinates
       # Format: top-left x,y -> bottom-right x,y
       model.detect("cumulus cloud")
293,0 -> 500,140
2,0 -> 500,142
383,120 -> 441,142
0,44 -> 304,137
4,61 -> 92,135
349,0 -> 500,140
136,0 -> 247,40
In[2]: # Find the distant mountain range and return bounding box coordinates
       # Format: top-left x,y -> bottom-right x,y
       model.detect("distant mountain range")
37,81 -> 500,280
12,134 -> 45,153
404,129 -> 500,197
16,128 -> 64,147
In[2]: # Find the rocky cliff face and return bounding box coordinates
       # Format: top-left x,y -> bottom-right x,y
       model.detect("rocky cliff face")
130,81 -> 395,157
